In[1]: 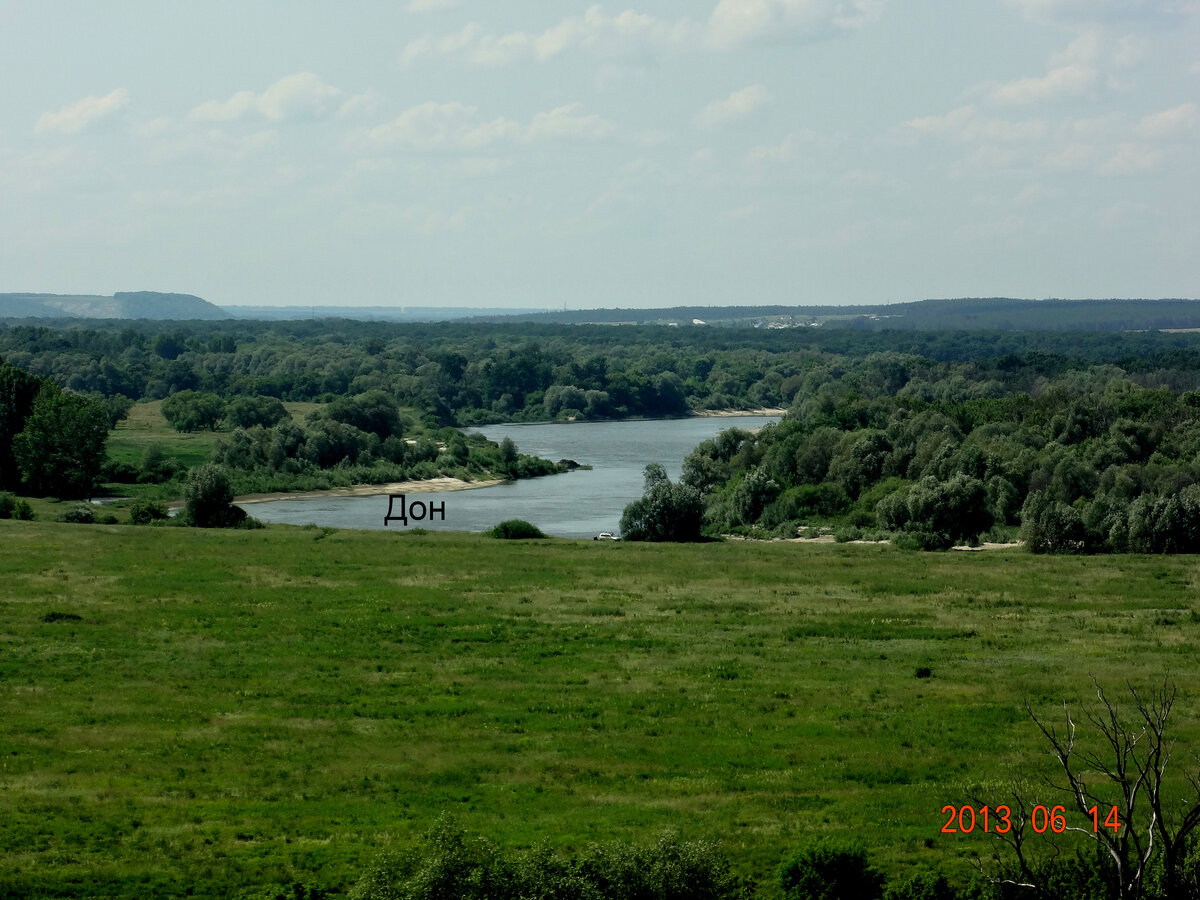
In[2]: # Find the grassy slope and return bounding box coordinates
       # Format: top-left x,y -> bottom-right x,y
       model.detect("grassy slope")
2,523 -> 1200,897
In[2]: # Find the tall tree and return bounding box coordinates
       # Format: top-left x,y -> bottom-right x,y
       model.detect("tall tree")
12,386 -> 109,498
0,362 -> 45,491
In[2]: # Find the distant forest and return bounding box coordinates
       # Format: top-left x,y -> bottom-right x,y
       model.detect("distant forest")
484,297 -> 1200,331
7,317 -> 1200,551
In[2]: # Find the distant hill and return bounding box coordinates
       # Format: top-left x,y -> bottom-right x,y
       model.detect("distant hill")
223,305 -> 554,321
0,292 -> 231,320
479,297 -> 1200,332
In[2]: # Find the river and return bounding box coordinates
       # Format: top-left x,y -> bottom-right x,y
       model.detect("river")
238,415 -> 780,538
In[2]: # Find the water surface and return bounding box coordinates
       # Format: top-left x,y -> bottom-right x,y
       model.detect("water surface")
240,415 -> 779,538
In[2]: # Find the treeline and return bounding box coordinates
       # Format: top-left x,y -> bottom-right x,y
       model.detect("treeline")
680,353 -> 1200,552
9,319 -> 1200,429
281,817 -> 1200,900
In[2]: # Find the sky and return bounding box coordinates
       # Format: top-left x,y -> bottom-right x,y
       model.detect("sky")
1,1 -> 1198,310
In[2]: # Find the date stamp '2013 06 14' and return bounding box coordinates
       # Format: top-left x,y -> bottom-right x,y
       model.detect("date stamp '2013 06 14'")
941,804 -> 1122,836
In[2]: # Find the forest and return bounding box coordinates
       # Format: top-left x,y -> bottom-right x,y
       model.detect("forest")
5,317 -> 1200,551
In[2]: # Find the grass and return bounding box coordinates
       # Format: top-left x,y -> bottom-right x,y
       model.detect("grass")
3,522 -> 1200,897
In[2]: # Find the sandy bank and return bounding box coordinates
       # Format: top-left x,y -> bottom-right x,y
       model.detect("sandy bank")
163,476 -> 506,510
693,408 -> 786,417
234,476 -> 504,506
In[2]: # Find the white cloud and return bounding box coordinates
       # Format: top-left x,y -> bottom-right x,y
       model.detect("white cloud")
358,101 -> 614,152
694,84 -> 769,129
706,0 -> 887,50
747,129 -> 831,163
1135,101 -> 1198,136
362,102 -> 516,151
401,8 -> 695,67
906,105 -> 1048,142
527,104 -> 616,140
188,73 -> 341,122
1099,142 -> 1165,173
991,64 -> 1097,105
407,0 -> 456,11
1006,0 -> 1200,24
400,1 -> 888,66
35,88 -> 129,135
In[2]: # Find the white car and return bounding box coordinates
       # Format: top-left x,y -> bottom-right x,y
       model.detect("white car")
593,532 -> 619,541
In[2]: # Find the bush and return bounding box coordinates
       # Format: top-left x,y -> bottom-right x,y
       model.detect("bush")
487,519 -> 547,539
0,492 -> 13,519
61,504 -> 95,524
129,499 -> 169,525
833,524 -> 862,543
883,866 -> 957,900
350,819 -> 748,900
778,841 -> 885,900
620,464 -> 705,542
139,445 -> 179,483
11,499 -> 33,520
101,460 -> 140,483
184,463 -> 247,528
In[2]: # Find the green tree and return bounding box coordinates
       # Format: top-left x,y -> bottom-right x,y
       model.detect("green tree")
12,387 -> 109,499
162,390 -> 226,432
183,463 -> 246,527
0,362 -> 46,491
778,841 -> 885,900
620,463 -> 705,542
225,395 -> 289,429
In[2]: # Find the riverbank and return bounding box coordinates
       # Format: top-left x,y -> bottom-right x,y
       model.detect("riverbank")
692,407 -> 786,417
164,476 -> 506,510
235,476 -> 505,505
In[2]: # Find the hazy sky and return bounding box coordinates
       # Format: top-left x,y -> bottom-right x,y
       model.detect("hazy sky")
2,1 -> 1197,309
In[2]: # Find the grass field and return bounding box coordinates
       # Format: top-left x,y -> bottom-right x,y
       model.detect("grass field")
2,522 -> 1200,898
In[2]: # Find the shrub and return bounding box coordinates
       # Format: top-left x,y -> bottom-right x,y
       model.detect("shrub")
0,492 -> 13,519
11,499 -> 34,520
129,499 -> 169,525
139,445 -> 179,484
620,464 -> 705,542
184,463 -> 247,528
883,866 -> 957,900
101,460 -> 140,483
350,819 -> 748,900
778,841 -> 885,900
487,519 -> 547,539
833,524 -> 862,543
61,504 -> 95,524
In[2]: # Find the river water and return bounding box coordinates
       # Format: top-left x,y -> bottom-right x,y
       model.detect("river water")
239,415 -> 779,538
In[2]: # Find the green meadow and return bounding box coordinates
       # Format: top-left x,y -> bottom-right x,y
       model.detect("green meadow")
2,521 -> 1200,898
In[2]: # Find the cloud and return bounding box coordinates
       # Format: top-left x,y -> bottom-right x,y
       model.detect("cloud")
35,88 -> 129,135
991,64 -> 1097,105
407,0 -> 456,10
399,1 -> 888,65
358,101 -> 614,152
694,84 -> 769,129
905,105 -> 1048,142
188,73 -> 341,122
746,129 -> 840,163
527,104 -> 616,140
706,0 -> 887,49
401,8 -> 695,66
1099,142 -> 1165,173
1135,101 -> 1198,136
1005,0 -> 1200,24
